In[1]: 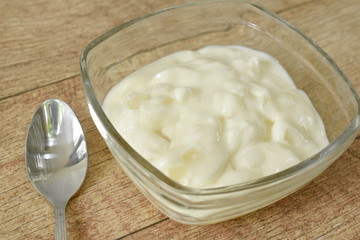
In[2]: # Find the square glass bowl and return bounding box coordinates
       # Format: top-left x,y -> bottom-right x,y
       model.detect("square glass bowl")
80,0 -> 360,225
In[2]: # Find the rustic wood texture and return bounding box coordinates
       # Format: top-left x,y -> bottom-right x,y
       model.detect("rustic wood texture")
0,0 -> 359,239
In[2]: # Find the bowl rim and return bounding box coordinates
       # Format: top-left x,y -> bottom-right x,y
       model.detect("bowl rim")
80,0 -> 360,196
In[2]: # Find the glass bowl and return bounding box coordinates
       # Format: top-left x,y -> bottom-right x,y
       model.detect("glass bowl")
80,0 -> 360,225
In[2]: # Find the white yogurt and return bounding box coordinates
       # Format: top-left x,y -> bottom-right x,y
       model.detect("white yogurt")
103,45 -> 329,188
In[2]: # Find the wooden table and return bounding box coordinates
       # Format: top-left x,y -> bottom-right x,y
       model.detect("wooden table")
1,0 -> 359,239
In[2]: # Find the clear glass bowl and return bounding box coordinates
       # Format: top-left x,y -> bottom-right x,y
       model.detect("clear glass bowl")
80,0 -> 360,225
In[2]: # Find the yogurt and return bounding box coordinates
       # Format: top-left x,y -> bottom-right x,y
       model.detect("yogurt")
102,45 -> 329,188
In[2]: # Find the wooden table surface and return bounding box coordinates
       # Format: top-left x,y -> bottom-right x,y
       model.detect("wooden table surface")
1,0 -> 359,239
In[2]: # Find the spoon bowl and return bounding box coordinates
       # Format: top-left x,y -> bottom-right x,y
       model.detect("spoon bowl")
25,99 -> 88,240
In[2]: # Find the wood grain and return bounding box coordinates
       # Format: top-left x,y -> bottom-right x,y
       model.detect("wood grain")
1,0 -> 359,239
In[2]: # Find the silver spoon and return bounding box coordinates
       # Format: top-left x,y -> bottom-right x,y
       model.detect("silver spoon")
25,99 -> 88,240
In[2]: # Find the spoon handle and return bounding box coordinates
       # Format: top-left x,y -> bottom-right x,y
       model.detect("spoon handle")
55,207 -> 67,240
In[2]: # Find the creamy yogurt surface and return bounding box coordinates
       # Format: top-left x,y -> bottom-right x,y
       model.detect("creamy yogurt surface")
103,45 -> 329,188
